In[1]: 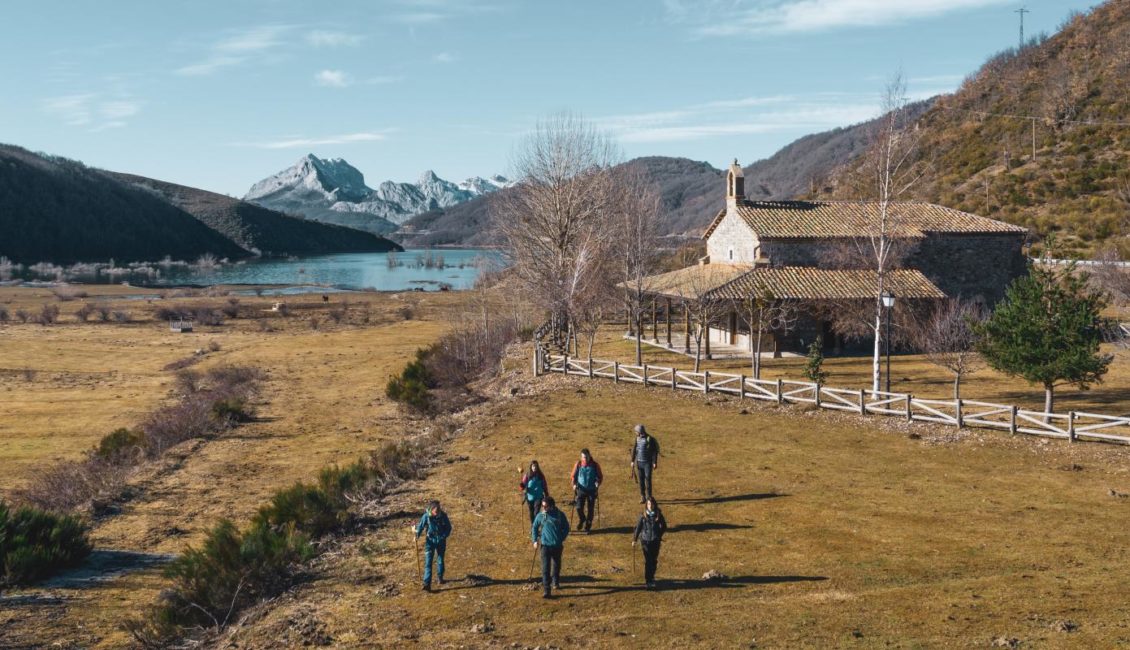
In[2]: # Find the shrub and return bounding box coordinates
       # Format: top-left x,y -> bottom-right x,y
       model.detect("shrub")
96,305 -> 112,322
0,501 -> 91,588
193,308 -> 223,326
0,306 -> 8,322
386,349 -> 435,413
327,307 -> 346,324
211,397 -> 253,425
75,303 -> 94,322
253,483 -> 340,538
51,287 -> 87,302
141,398 -> 216,455
112,311 -> 131,323
15,309 -> 30,323
309,316 -> 320,330
207,340 -> 222,352
95,428 -> 148,463
36,304 -> 60,325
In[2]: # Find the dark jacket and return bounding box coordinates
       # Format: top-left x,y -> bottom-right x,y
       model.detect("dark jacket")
531,508 -> 570,547
633,509 -> 667,544
630,434 -> 660,465
415,510 -> 452,543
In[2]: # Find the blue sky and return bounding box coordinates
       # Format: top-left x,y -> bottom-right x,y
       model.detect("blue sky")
0,0 -> 1099,197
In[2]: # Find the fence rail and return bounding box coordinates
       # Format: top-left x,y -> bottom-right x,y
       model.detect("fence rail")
533,347 -> 1130,446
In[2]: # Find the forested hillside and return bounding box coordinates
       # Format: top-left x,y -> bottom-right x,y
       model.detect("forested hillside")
0,145 -> 246,264
828,1 -> 1130,256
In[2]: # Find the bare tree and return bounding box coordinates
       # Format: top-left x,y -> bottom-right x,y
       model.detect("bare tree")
493,113 -> 619,341
676,276 -> 729,373
916,299 -> 987,400
616,167 -> 662,364
839,72 -> 929,392
731,283 -> 797,379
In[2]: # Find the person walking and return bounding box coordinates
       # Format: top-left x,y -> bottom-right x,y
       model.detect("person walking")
570,448 -> 603,533
519,460 -> 550,523
629,424 -> 660,503
632,496 -> 668,589
411,500 -> 452,592
531,496 -> 570,598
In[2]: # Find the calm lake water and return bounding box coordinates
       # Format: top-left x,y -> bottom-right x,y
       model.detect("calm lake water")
6,249 -> 502,292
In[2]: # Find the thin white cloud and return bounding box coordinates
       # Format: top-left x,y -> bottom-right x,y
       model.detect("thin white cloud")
597,94 -> 876,143
234,131 -> 392,149
669,0 -> 1011,36
176,25 -> 292,76
433,51 -> 457,63
314,69 -> 351,87
306,30 -> 364,47
43,94 -> 142,130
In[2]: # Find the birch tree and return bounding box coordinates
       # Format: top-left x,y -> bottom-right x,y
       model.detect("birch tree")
615,167 -> 662,365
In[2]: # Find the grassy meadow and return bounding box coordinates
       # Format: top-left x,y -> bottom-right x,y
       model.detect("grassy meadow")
1,285 -> 1129,648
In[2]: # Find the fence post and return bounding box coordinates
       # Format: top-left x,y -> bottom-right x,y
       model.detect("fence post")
588,357 -> 594,379
739,375 -> 746,400
814,383 -> 821,408
642,364 -> 649,386
533,347 -> 540,377
613,361 -> 619,383
671,368 -> 677,391
1009,405 -> 1018,435
905,394 -> 913,422
1068,411 -> 1076,442
776,378 -> 783,404
956,399 -> 964,429
859,389 -> 866,414
703,371 -> 710,394
563,354 -> 569,376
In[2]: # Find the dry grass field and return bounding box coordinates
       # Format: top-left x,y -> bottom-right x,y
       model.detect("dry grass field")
2,285 -> 1130,648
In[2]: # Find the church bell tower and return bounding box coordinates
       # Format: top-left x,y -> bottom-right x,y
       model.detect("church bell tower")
726,158 -> 745,207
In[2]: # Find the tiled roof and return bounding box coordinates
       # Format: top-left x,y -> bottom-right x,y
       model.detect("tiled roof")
633,264 -> 753,300
702,200 -> 1028,239
710,267 -> 946,301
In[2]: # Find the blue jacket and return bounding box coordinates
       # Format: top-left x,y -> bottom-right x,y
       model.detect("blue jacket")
531,508 -> 570,547
415,510 -> 452,543
522,473 -> 547,503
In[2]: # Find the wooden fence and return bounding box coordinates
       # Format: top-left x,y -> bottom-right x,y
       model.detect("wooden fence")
532,349 -> 1130,446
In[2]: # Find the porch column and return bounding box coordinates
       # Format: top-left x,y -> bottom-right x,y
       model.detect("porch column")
728,310 -> 737,345
665,298 -> 672,347
652,299 -> 659,340
683,303 -> 691,353
704,314 -> 712,359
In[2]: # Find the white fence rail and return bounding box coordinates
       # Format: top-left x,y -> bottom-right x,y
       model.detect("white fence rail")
534,350 -> 1130,446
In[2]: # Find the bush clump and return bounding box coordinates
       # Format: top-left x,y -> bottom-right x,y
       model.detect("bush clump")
0,501 -> 91,589
385,349 -> 436,413
94,428 -> 148,463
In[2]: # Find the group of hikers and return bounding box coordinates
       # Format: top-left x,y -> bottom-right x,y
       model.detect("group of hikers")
412,424 -> 666,598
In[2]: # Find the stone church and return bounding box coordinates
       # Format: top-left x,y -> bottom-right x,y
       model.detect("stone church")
635,160 -> 1028,355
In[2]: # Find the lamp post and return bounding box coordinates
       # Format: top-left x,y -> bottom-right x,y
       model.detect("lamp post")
880,290 -> 896,393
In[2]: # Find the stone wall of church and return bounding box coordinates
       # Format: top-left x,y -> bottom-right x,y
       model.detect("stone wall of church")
706,210 -> 759,264
911,232 -> 1027,305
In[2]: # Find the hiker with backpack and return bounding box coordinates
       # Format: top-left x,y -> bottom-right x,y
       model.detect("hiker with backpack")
520,460 -> 550,523
632,496 -> 668,589
531,496 -> 571,598
570,448 -> 603,533
411,500 -> 452,592
629,424 -> 660,503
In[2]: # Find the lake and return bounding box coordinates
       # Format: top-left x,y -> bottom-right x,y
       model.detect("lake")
4,249 -> 502,292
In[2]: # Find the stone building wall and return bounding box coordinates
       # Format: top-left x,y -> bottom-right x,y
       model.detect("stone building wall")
910,233 -> 1027,305
706,210 -> 759,264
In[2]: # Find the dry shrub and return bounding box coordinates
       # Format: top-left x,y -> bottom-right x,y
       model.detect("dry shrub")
112,311 -> 131,323
51,286 -> 87,302
327,307 -> 346,324
14,309 -> 30,323
36,304 -> 60,325
207,340 -> 222,352
0,501 -> 91,588
75,303 -> 94,322
96,305 -> 112,322
0,306 -> 8,322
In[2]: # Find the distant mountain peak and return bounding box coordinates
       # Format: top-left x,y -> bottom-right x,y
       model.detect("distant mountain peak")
244,157 -> 509,233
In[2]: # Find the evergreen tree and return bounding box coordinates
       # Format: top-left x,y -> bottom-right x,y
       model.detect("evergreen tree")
975,263 -> 1113,413
803,337 -> 828,385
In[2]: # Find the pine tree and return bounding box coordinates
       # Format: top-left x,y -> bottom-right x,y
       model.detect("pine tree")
803,337 -> 828,386
975,262 -> 1113,413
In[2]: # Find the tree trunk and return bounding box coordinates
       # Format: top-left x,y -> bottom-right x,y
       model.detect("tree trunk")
753,328 -> 763,379
694,334 -> 702,373
635,313 -> 642,365
872,297 -> 883,394
1045,385 -> 1055,415
953,373 -> 961,401
587,332 -> 596,361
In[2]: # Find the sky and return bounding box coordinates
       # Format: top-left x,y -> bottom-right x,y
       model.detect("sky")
0,0 -> 1101,197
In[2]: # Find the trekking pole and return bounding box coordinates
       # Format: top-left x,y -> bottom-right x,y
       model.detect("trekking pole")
596,497 -> 601,529
413,535 -> 422,581
632,541 -> 637,581
528,545 -> 538,581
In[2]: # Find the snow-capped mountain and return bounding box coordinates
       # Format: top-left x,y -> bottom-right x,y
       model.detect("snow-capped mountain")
243,154 -> 510,235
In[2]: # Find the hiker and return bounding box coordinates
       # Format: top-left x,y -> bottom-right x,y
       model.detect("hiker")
629,424 -> 660,503
520,460 -> 550,523
570,448 -> 603,532
632,496 -> 668,589
531,496 -> 570,598
411,500 -> 452,592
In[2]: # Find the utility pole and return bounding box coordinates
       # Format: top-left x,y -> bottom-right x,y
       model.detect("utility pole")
1016,6 -> 1029,49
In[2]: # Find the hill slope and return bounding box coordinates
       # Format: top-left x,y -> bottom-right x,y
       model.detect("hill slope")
109,173 -> 401,256
0,145 -> 247,264
828,1 -> 1130,256
0,145 -> 400,264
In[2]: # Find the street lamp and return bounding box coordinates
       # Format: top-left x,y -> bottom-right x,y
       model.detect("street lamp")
881,290 -> 896,393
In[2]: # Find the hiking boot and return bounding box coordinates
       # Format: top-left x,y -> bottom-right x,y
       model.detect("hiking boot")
646,581 -> 656,589
552,580 -> 560,589
576,519 -> 584,531
422,584 -> 431,592
584,524 -> 591,533
542,591 -> 551,599
438,578 -> 446,585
